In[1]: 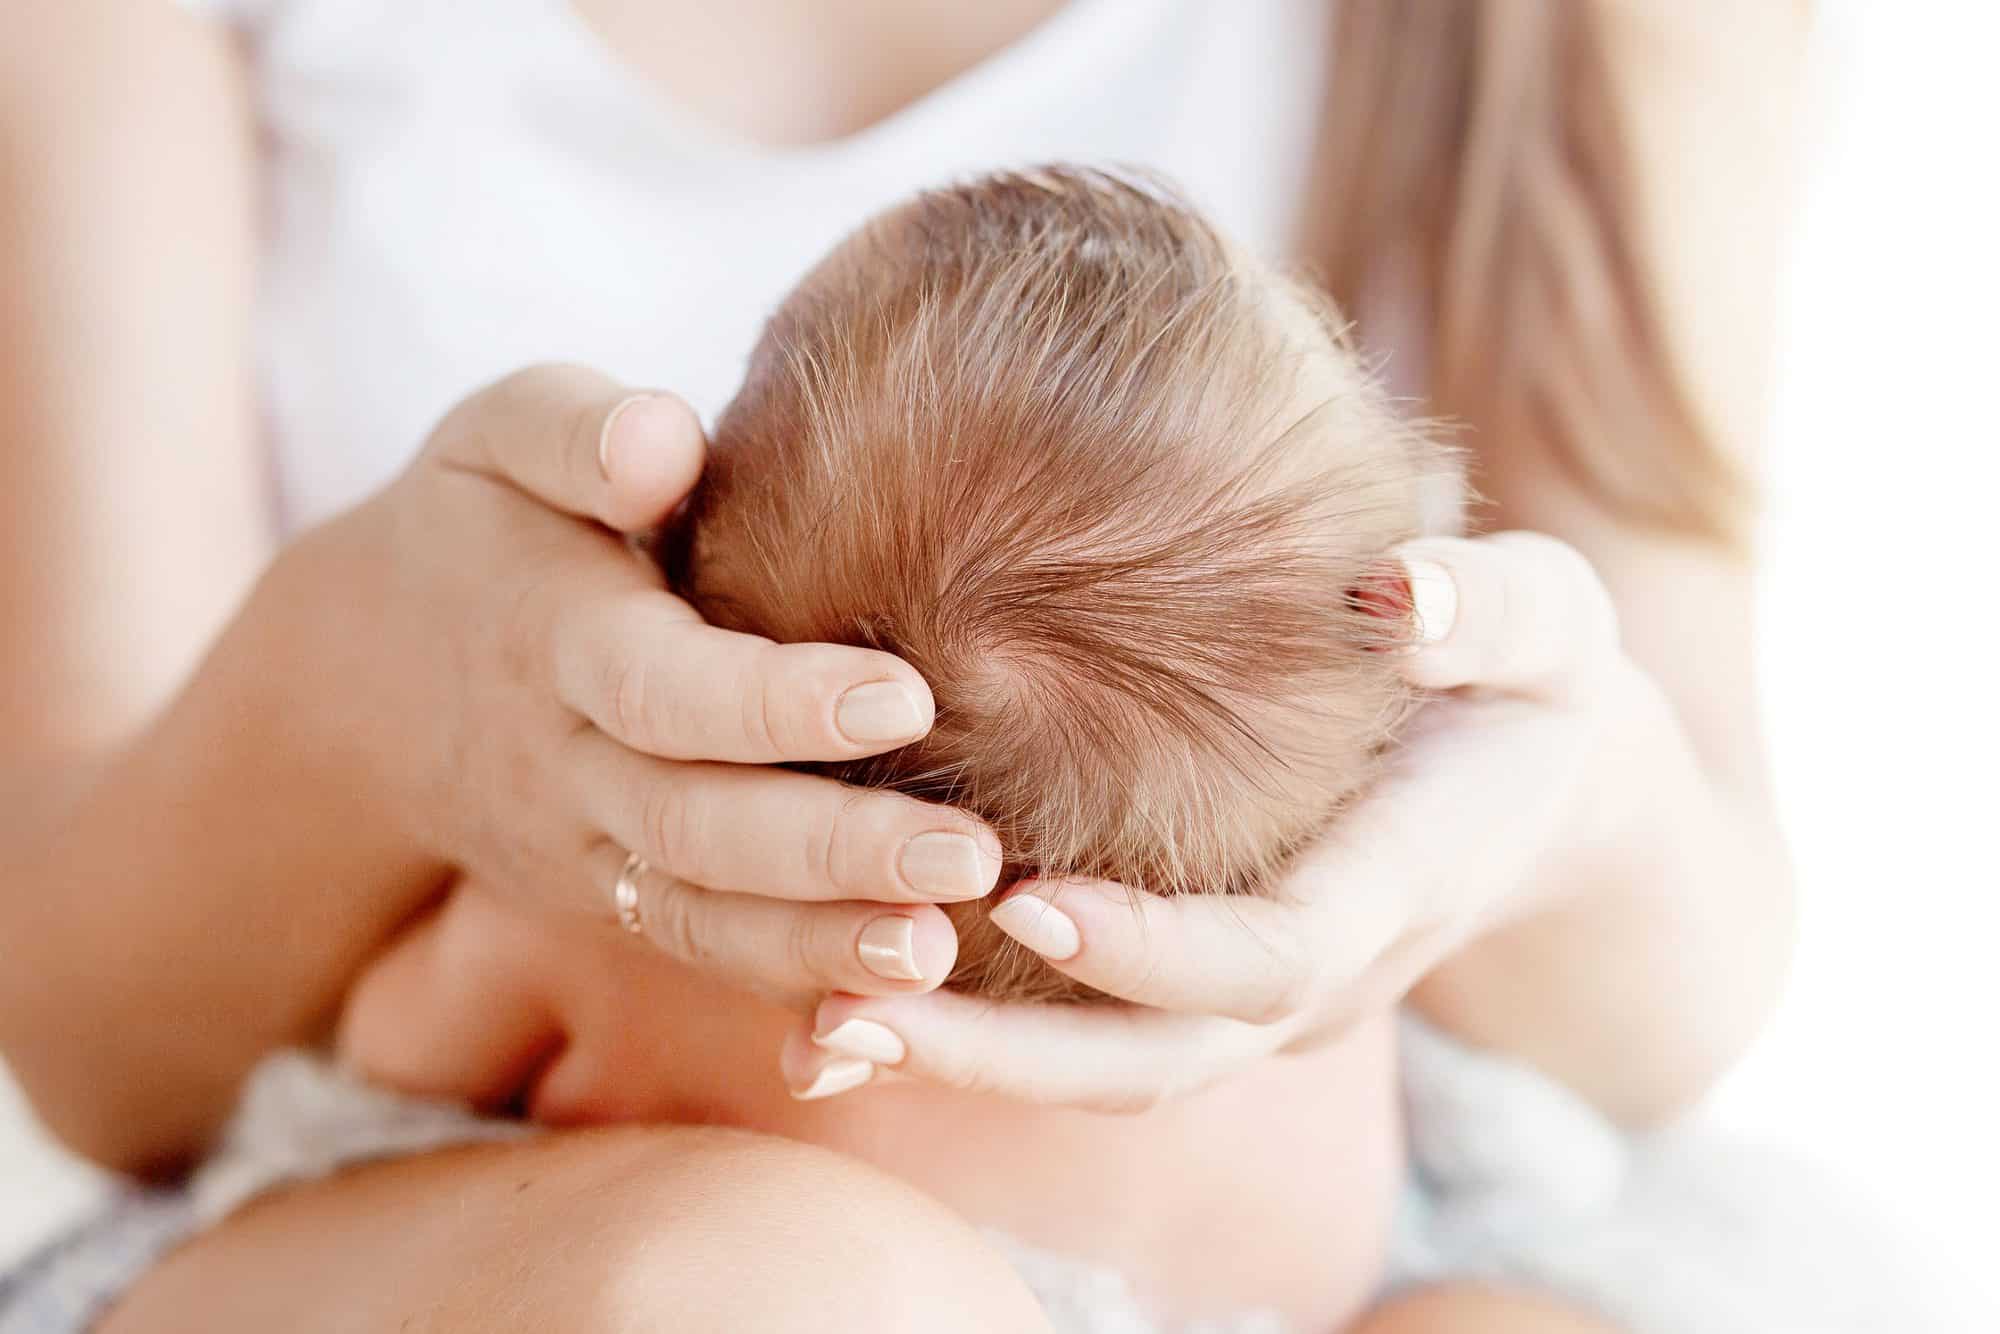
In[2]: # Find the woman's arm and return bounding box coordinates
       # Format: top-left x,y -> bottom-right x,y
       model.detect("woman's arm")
4,374 -> 1007,1178
2,6 -> 1001,1178
0,0 -> 267,764
1409,0 -> 1809,1122
0,1 -> 426,1171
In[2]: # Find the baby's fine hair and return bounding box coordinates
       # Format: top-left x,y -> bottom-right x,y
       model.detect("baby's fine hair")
665,167 -> 1458,1000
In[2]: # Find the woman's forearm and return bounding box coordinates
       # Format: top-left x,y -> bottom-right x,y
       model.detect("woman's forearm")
1411,660 -> 1797,1126
0,537 -> 445,1177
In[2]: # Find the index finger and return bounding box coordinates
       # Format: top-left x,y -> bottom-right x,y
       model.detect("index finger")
550,588 -> 937,763
429,364 -> 705,533
981,876 -> 1404,1025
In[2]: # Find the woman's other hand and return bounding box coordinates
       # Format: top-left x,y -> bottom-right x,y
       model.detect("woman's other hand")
786,533 -> 1699,1112
317,364 -> 998,1004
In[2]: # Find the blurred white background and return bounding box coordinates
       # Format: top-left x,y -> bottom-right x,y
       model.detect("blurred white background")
4,1 -> 1997,1324
1703,0 -> 1999,1319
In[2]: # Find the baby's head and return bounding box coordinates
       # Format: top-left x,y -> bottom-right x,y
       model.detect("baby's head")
664,168 -> 1458,1001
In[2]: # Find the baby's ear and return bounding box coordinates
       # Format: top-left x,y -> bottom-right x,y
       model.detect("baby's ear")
1347,565 -> 1410,619
1345,562 -> 1422,654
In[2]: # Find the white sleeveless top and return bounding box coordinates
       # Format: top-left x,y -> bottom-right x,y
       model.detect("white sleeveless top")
180,0 -> 1334,531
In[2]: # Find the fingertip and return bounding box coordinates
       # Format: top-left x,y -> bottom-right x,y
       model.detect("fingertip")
832,673 -> 935,750
898,828 -> 1002,902
987,887 -> 1083,962
1387,543 -> 1460,649
810,992 -> 874,1040
599,392 -> 706,528
779,1025 -> 876,1101
907,909 -> 960,986
852,908 -> 958,991
808,994 -> 935,1078
810,1015 -> 909,1066
1000,875 -> 1145,924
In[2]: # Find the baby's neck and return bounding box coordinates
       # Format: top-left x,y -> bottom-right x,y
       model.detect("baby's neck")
624,957 -> 1404,1329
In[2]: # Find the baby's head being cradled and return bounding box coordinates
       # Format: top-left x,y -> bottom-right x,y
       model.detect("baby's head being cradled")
662,167 -> 1460,1002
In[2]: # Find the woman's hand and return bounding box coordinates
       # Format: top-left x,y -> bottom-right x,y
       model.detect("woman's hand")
325,364 -> 999,1004
784,532 -> 1668,1110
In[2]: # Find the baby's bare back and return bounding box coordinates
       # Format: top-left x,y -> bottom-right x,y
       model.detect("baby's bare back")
344,888 -> 1404,1329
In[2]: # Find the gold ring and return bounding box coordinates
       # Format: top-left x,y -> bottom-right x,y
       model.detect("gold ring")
613,851 -> 648,936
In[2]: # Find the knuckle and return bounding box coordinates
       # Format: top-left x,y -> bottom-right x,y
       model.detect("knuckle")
786,912 -> 835,987
1104,935 -> 1170,1007
759,644 -> 849,758
924,1020 -> 1004,1098
428,363 -> 584,469
641,783 -> 700,876
499,570 -> 562,689
424,401 -> 477,466
736,647 -> 788,758
1246,976 -> 1310,1028
644,878 -> 705,966
940,1058 -> 1003,1100
512,361 -> 581,396
813,792 -> 872,898
1238,934 -> 1315,1026
606,653 -> 658,747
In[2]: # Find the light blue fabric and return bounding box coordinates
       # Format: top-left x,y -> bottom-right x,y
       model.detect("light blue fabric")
0,1191 -> 193,1334
2,1021 -> 1977,1333
1389,1017 -> 1978,1333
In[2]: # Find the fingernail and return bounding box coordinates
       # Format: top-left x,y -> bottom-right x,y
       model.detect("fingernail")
835,681 -> 926,745
857,916 -> 926,981
813,1018 -> 907,1065
898,831 -> 993,900
988,894 -> 1081,961
597,394 -> 655,481
1399,557 -> 1458,645
792,1057 -> 874,1101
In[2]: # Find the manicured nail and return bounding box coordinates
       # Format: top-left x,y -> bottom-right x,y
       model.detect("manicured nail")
898,831 -> 993,900
792,1057 -> 874,1101
857,916 -> 925,981
597,394 -> 655,482
835,681 -> 926,745
988,894 -> 1081,961
813,1019 -> 907,1065
1399,557 -> 1458,645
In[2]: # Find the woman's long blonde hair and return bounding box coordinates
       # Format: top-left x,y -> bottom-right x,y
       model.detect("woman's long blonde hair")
1307,0 -> 1752,546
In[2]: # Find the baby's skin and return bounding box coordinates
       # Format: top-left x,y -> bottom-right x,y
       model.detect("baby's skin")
341,887 -> 1404,1330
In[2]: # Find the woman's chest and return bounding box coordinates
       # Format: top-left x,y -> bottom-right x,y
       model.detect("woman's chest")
229,0 -> 1330,530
